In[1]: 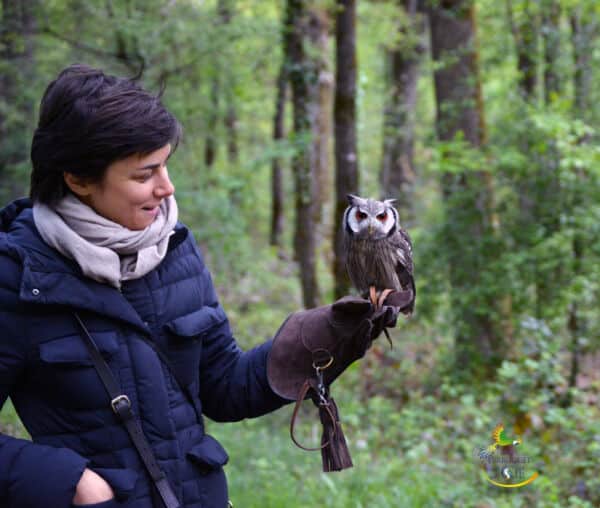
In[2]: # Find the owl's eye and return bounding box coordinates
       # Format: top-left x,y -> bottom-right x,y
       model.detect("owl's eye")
355,210 -> 368,221
376,211 -> 388,222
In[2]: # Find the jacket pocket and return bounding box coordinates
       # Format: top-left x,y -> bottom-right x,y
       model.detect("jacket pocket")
37,332 -> 120,409
69,467 -> 137,507
186,434 -> 229,475
39,331 -> 119,366
92,466 -> 138,502
162,306 -> 227,387
164,306 -> 227,340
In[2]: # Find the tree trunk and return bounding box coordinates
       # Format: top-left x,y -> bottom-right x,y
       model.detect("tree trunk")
286,0 -> 320,308
204,0 -> 239,169
566,232 -> 583,394
570,6 -> 595,117
204,77 -> 219,168
333,0 -> 359,299
380,0 -> 425,222
531,0 -> 563,312
224,96 -> 239,164
565,6 -> 596,400
430,1 -> 485,146
429,0 -> 508,376
542,0 -> 561,103
506,0 -> 541,241
0,1 -> 20,164
0,0 -> 37,198
564,165 -> 587,403
307,7 -> 333,227
219,0 -> 239,164
270,63 -> 287,247
506,0 -> 538,99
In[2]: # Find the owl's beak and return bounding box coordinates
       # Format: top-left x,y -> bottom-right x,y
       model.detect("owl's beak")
368,223 -> 374,236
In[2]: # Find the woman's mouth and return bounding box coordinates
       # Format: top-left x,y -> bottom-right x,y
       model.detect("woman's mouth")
142,205 -> 160,217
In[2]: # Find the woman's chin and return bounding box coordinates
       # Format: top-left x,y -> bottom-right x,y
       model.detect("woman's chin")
124,209 -> 159,230
123,218 -> 152,231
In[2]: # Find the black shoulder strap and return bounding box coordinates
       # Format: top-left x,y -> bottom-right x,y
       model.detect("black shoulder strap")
73,313 -> 181,508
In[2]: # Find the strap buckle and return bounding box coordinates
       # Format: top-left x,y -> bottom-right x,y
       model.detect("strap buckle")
111,394 -> 131,415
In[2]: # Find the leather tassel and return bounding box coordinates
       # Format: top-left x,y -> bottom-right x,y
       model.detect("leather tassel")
318,397 -> 353,472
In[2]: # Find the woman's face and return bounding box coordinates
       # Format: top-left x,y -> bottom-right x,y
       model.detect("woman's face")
74,144 -> 175,230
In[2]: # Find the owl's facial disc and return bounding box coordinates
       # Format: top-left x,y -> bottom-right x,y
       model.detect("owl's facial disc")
346,206 -> 367,234
345,202 -> 398,238
378,208 -> 396,236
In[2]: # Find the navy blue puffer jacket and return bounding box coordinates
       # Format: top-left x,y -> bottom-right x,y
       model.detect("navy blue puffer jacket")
0,198 -> 287,508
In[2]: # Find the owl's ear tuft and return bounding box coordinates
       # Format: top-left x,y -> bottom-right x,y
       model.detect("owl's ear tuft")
383,198 -> 398,207
347,194 -> 362,205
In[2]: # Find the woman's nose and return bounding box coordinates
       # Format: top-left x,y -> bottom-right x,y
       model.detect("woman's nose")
155,166 -> 175,197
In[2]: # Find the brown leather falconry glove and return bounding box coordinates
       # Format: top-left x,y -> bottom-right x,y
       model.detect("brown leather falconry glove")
267,291 -> 412,472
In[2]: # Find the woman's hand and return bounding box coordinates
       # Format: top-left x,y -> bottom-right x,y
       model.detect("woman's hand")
72,468 -> 114,505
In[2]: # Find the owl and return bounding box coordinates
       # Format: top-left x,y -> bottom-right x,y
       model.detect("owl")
343,194 -> 415,314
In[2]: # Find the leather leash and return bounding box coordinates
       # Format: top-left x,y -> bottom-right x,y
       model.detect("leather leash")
288,347 -> 353,471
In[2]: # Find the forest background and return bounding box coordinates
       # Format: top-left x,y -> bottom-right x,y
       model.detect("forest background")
1,0 -> 600,506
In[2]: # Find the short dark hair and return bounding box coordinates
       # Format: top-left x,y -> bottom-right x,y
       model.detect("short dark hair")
30,64 -> 182,204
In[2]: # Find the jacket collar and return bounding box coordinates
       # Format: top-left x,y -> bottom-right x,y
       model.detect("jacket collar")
2,198 -> 187,335
19,262 -> 150,334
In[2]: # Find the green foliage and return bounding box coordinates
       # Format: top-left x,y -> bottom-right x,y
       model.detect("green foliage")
208,355 -> 600,507
2,0 -> 600,505
0,400 -> 28,440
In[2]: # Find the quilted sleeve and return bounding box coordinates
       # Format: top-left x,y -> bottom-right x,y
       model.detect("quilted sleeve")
0,254 -> 89,508
191,248 -> 289,422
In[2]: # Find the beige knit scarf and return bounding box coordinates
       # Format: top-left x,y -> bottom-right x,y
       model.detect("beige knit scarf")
33,194 -> 178,288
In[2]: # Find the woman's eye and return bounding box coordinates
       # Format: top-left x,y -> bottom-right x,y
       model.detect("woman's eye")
135,173 -> 152,182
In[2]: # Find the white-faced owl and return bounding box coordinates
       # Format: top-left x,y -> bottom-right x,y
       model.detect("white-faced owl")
343,194 -> 415,314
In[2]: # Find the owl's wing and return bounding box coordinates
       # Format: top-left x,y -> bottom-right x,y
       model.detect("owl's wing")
389,226 -> 413,275
388,227 -> 416,313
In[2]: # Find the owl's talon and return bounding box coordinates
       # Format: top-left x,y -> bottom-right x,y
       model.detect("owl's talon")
369,286 -> 378,308
378,288 -> 394,309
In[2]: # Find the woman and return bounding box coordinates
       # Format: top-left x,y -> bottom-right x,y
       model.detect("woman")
0,64 -> 401,508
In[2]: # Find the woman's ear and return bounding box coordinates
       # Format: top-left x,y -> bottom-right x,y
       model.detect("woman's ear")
63,172 -> 93,197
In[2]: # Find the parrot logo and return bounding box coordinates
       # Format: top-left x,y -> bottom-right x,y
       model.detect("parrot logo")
478,423 -> 520,461
488,423 -> 522,455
